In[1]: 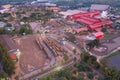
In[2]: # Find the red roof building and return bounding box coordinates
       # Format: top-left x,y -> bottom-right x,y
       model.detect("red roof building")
80,16 -> 101,23
93,32 -> 104,39
9,54 -> 16,60
67,11 -> 113,37
76,19 -> 94,25
67,11 -> 100,20
89,20 -> 113,30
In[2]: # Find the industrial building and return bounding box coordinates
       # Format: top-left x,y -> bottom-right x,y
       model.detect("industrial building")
66,11 -> 113,39
31,0 -> 56,7
90,4 -> 110,11
93,32 -> 104,39
66,11 -> 100,20
59,10 -> 86,18
0,22 -> 6,28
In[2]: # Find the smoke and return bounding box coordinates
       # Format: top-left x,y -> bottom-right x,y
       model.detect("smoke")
101,11 -> 108,18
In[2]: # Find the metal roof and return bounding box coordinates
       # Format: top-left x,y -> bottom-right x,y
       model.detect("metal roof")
90,4 -> 110,11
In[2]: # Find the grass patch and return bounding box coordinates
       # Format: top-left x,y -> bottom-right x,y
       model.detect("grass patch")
63,54 -> 69,61
104,32 -> 111,38
108,50 -> 120,58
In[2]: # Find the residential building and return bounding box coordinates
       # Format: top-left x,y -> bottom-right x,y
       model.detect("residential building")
0,22 -> 6,28
29,22 -> 42,33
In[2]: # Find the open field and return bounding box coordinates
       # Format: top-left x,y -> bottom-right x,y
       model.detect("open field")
14,35 -> 48,74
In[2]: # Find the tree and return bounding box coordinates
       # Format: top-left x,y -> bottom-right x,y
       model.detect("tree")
73,57 -> 77,62
101,27 -> 107,32
78,77 -> 84,80
100,66 -> 120,80
0,72 -> 8,79
66,32 -> 76,42
2,13 -> 11,17
94,39 -> 100,46
39,76 -> 53,80
4,23 -> 12,27
87,39 -> 100,49
0,28 -> 5,34
0,41 -> 15,75
21,16 -> 31,22
80,52 -> 100,69
75,61 -> 92,72
57,70 -> 69,78
87,41 -> 95,49
80,52 -> 90,62
59,77 -> 67,80
73,48 -> 77,54
87,72 -> 94,79
71,76 -> 77,80
56,69 -> 72,80
98,77 -> 104,80
19,26 -> 33,35
92,61 -> 100,69
63,54 -> 69,61
19,27 -> 26,35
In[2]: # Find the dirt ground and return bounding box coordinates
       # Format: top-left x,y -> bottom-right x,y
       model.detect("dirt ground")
14,35 -> 47,74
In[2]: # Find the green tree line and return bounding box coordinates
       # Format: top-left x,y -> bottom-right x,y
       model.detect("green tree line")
0,41 -> 15,76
